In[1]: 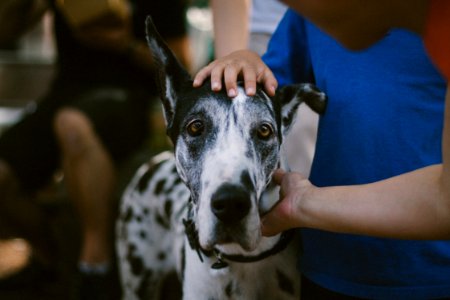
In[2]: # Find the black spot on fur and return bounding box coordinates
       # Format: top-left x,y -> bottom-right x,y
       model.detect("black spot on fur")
137,160 -> 166,193
126,244 -> 144,276
136,269 -> 153,299
136,215 -> 142,222
123,207 -> 133,223
225,281 -> 233,298
139,230 -> 147,239
157,252 -> 166,260
155,212 -> 170,229
174,176 -> 182,185
181,245 -> 185,281
165,184 -> 175,194
154,178 -> 166,195
143,208 -> 149,215
164,200 -> 173,219
276,269 -> 295,296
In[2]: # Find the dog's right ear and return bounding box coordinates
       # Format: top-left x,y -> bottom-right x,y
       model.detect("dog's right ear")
145,16 -> 192,129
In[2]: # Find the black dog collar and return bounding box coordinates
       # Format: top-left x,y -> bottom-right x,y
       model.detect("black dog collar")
182,200 -> 295,269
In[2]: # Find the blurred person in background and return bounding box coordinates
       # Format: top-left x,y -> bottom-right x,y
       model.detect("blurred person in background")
0,0 -> 190,298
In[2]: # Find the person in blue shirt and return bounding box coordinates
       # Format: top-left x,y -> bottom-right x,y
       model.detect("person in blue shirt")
193,2 -> 450,299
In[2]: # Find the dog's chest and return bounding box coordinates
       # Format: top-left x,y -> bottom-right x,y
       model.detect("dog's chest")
183,239 -> 301,300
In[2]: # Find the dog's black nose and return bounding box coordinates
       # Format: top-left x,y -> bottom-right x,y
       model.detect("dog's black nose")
211,184 -> 251,223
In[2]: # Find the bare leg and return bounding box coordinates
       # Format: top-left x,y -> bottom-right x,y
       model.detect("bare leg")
53,108 -> 116,266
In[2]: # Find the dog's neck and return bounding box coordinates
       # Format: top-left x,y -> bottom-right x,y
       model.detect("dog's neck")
183,207 -> 294,270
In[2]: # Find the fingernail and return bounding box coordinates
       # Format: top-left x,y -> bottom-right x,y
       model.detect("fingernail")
212,81 -> 220,90
193,79 -> 199,86
246,87 -> 255,95
228,88 -> 236,97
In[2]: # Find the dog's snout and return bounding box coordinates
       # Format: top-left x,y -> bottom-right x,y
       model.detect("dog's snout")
211,184 -> 251,224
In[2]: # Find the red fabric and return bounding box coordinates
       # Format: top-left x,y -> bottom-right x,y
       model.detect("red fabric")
424,0 -> 450,81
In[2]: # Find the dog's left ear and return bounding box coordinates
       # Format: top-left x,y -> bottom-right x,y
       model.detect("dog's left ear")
145,16 -> 191,129
276,83 -> 327,136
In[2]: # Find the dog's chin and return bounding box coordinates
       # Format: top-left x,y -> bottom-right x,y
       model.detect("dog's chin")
200,229 -> 261,253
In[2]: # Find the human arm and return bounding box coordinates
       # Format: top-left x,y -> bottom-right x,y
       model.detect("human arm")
211,0 -> 250,58
262,154 -> 450,240
193,9 -> 311,97
261,0 -> 450,240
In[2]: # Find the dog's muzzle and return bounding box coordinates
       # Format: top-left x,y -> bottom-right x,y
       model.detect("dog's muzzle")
210,184 -> 251,224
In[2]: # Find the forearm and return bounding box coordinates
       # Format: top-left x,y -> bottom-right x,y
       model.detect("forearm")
302,163 -> 450,239
211,0 -> 250,58
442,87 -> 450,209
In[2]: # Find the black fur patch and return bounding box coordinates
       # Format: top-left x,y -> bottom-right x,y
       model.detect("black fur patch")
174,176 -> 183,185
137,160 -> 165,193
181,245 -> 185,281
155,212 -> 170,230
123,207 -> 134,223
137,170 -> 152,193
154,178 -> 166,195
136,269 -> 153,299
127,243 -> 144,276
164,199 -> 173,219
157,252 -> 166,260
225,281 -> 233,298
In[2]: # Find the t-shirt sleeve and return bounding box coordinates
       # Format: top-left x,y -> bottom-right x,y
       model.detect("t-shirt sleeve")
262,9 -> 313,87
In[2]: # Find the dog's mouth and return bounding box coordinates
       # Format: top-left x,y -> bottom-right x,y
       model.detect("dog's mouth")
200,221 -> 261,253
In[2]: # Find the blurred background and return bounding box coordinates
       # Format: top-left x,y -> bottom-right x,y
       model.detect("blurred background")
0,0 -> 213,299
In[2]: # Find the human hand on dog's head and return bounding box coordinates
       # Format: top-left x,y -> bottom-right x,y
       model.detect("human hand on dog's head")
193,49 -> 278,98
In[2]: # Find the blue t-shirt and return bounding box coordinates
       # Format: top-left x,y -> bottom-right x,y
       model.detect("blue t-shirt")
263,9 -> 448,299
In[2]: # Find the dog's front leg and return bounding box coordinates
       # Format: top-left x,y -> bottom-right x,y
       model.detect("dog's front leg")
182,244 -> 230,300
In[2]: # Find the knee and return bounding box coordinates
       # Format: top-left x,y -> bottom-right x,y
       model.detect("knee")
53,108 -> 96,158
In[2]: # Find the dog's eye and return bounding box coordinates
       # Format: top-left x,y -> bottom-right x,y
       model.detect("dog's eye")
257,123 -> 274,139
186,120 -> 204,136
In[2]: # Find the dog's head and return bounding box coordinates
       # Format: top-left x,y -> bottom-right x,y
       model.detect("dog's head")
146,17 -> 326,252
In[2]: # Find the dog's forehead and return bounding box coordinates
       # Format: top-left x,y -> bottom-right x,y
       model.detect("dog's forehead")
183,85 -> 275,118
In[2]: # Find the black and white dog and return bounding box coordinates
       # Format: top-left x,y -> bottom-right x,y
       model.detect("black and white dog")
116,18 -> 326,300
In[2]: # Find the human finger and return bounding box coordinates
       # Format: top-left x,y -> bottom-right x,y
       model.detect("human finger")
242,65 -> 257,96
257,68 -> 278,97
261,199 -> 292,236
210,62 -> 227,92
272,169 -> 286,185
223,63 -> 240,97
193,64 -> 214,88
